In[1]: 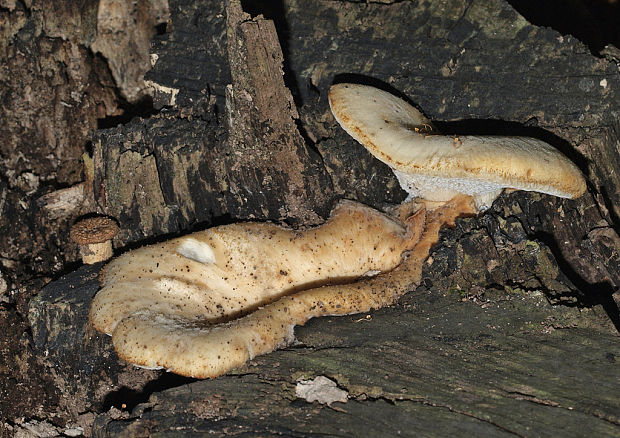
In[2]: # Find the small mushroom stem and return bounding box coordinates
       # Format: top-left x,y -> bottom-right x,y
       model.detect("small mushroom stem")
80,241 -> 114,265
110,195 -> 476,378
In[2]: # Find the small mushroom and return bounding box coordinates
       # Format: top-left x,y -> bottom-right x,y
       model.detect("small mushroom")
328,83 -> 586,210
71,216 -> 119,264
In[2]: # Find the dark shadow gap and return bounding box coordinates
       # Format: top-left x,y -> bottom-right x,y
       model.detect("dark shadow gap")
101,373 -> 198,412
506,0 -> 620,54
155,22 -> 167,35
241,0 -> 304,107
533,230 -> 620,333
97,94 -> 159,130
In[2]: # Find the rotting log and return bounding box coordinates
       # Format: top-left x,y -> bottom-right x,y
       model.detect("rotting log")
30,258 -> 619,437
30,208 -> 620,436
91,285 -> 619,437
25,0 -> 620,435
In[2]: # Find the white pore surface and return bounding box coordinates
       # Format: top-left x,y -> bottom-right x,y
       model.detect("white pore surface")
176,238 -> 216,265
394,169 -> 503,210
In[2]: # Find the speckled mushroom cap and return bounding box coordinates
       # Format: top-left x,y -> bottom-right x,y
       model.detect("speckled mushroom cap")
91,200 -> 417,336
70,217 -> 119,244
329,83 -> 586,209
89,200 -> 428,378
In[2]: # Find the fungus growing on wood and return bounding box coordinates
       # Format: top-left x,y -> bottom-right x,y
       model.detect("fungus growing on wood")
90,200 -> 434,376
70,216 -> 119,264
104,197 -> 474,378
90,83 -> 587,379
328,83 -> 586,210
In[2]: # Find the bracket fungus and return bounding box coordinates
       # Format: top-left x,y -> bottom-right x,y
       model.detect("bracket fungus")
90,83 -> 587,379
91,200 -> 447,377
328,83 -> 586,210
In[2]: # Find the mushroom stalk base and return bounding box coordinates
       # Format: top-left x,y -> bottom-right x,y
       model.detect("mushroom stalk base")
80,242 -> 113,265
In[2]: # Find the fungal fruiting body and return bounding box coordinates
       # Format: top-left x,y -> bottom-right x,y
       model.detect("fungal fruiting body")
92,201 -> 417,335
328,83 -> 586,210
90,200 -> 435,377
70,216 -> 120,264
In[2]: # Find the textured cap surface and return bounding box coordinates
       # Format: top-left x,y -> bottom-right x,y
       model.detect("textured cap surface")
90,200 -> 428,377
70,217 -> 119,244
101,197 -> 474,378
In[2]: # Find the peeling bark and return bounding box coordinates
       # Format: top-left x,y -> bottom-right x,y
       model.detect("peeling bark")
0,0 -> 171,428
91,0 -> 170,103
92,0 -> 333,247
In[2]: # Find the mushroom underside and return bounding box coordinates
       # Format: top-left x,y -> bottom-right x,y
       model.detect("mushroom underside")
328,83 -> 586,209
90,197 -> 475,378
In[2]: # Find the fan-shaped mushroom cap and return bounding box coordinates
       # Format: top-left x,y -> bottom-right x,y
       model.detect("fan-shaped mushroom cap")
91,200 -> 419,337
92,196 -> 475,378
90,200 -> 430,377
329,83 -> 586,209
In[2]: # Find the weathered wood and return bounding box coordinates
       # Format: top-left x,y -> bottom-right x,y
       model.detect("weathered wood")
91,0 -> 170,103
30,246 -> 619,437
92,0 -> 333,247
224,1 -> 332,224
28,264 -> 165,420
15,0 -> 620,435
0,0 -> 167,429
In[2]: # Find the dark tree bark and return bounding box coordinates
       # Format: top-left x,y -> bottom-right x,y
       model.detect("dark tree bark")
91,0 -> 620,299
0,0 -> 168,433
3,0 -> 620,436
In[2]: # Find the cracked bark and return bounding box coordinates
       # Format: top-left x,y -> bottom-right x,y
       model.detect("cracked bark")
16,0 -> 620,436
0,0 -> 168,430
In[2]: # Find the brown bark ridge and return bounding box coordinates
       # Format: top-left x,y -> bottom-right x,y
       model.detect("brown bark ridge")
15,0 -> 620,436
91,0 -> 170,103
0,0 -> 168,430
92,0 -> 333,247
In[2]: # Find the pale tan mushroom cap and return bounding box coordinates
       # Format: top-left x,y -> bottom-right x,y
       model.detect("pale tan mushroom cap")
91,200 -> 419,335
103,196 -> 475,378
329,83 -> 586,207
90,200 -> 427,377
